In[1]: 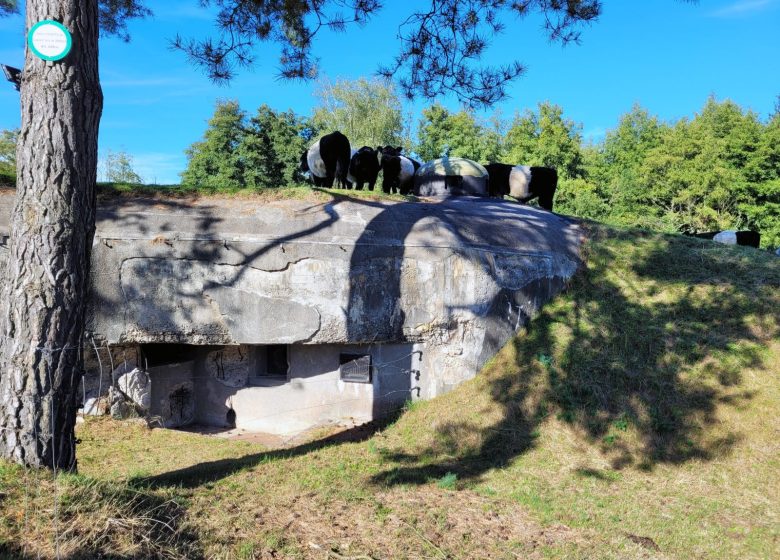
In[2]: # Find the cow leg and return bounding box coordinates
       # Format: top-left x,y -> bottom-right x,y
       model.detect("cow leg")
538,192 -> 554,211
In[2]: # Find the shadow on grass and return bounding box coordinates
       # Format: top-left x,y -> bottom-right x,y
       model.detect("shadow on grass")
0,472 -> 204,560
127,225 -> 780,493
81,201 -> 778,502
132,415 -> 402,490
370,226 -> 779,485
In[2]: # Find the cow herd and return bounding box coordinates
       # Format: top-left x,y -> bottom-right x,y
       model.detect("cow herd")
299,132 -> 769,252
300,130 -> 558,211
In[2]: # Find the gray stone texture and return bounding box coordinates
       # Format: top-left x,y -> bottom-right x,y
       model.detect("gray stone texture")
0,191 -> 582,430
115,367 -> 151,411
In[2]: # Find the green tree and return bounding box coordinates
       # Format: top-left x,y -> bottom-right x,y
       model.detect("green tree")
504,102 -> 584,178
266,108 -> 315,185
103,149 -> 143,183
570,97 -> 780,246
416,104 -> 503,163
181,100 -> 247,190
240,105 -> 312,188
239,105 -> 283,189
742,108 -> 780,248
637,99 -> 772,235
0,129 -> 18,178
416,104 -> 452,161
312,77 -> 407,149
591,104 -> 668,227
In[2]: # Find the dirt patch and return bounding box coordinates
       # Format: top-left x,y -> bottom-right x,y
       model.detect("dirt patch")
200,486 -> 592,558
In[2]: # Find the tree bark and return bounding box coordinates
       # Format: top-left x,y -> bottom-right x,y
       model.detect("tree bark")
0,0 -> 102,470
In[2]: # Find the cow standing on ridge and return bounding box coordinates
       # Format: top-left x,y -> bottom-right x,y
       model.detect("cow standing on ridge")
348,146 -> 381,191
485,163 -> 558,211
303,131 -> 351,188
687,230 -> 761,248
378,146 -> 419,195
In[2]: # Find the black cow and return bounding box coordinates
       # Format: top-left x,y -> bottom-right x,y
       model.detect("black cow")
485,163 -> 558,211
688,230 -> 761,248
304,131 -> 351,188
348,146 -> 381,191
378,146 -> 420,195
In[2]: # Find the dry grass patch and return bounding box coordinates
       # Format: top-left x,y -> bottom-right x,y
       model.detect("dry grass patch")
94,182 -> 412,204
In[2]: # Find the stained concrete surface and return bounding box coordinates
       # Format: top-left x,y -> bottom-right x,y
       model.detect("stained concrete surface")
0,190 -> 583,432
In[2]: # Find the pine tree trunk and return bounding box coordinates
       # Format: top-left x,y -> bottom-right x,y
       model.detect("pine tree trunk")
0,0 -> 102,470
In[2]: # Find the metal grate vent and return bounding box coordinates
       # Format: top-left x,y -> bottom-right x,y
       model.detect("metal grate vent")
339,353 -> 372,383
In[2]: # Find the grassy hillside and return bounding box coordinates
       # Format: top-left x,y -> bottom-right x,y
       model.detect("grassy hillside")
1,224 -> 778,559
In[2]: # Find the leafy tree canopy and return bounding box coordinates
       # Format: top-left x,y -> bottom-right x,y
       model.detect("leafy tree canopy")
416,104 -> 502,163
504,101 -> 584,178
559,97 -> 780,247
241,104 -> 314,188
102,148 -> 143,183
312,78 -> 408,149
181,100 -> 312,190
0,128 -> 18,176
181,99 -> 247,190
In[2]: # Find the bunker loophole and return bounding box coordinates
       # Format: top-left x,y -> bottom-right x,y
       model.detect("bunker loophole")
265,344 -> 289,377
166,384 -> 194,427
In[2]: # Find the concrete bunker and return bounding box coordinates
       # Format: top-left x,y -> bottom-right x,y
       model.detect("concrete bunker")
88,341 -> 421,435
0,191 -> 582,437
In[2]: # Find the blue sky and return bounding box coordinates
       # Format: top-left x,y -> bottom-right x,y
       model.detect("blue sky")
1,0 -> 779,184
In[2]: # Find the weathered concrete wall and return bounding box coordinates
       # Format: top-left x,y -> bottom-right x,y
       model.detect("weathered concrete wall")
0,191 -> 582,432
192,342 -> 420,435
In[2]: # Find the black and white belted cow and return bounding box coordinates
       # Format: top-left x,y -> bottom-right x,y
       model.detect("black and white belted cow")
484,163 -> 558,211
378,146 -> 420,195
347,146 -> 381,191
302,131 -> 351,188
688,230 -> 761,248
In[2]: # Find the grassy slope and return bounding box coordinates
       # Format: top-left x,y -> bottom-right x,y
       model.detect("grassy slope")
1,224 -> 778,559
94,182 -> 411,203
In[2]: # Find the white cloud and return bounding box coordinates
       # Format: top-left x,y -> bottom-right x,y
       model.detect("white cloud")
709,0 -> 774,18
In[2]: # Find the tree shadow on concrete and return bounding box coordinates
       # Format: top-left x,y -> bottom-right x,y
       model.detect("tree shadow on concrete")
370,227 -> 779,485
87,192 -> 347,342
129,194 -> 578,490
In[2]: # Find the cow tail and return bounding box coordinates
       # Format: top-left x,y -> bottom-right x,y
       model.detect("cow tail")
336,151 -> 350,188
